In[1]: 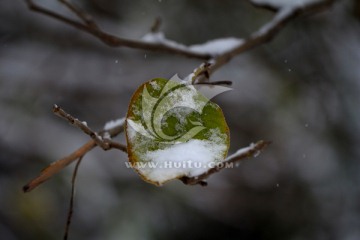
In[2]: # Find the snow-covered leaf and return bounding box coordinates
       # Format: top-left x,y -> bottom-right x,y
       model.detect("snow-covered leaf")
125,77 -> 230,185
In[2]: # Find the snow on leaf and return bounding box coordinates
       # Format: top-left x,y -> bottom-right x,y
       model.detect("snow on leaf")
143,139 -> 227,183
125,77 -> 230,185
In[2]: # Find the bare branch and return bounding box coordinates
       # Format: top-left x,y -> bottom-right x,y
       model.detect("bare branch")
23,140 -> 96,192
58,0 -> 99,29
195,80 -> 233,86
180,140 -> 271,186
150,17 -> 162,33
53,105 -> 127,152
103,141 -> 127,152
23,107 -> 126,193
53,104 -> 111,149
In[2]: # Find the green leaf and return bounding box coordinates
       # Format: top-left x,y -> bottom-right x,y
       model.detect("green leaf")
126,77 -> 230,185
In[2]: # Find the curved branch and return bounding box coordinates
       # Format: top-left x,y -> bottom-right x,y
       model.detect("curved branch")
205,0 -> 334,78
24,0 -> 211,60
63,155 -> 84,240
25,0 -> 333,65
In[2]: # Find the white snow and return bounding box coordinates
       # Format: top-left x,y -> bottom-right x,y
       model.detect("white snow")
252,7 -> 295,37
149,80 -> 161,90
251,0 -> 322,9
142,32 -> 188,50
225,143 -> 256,160
104,118 -> 125,130
142,32 -> 243,55
189,38 -> 244,55
126,119 -> 138,142
142,32 -> 165,43
139,139 -> 227,184
126,119 -> 153,140
103,132 -> 111,139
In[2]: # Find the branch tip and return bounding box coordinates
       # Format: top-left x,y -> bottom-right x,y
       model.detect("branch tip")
150,17 -> 162,33
22,184 -> 30,193
180,140 -> 271,186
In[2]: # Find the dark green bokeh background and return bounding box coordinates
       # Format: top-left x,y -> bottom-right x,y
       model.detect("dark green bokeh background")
1,0 -> 360,239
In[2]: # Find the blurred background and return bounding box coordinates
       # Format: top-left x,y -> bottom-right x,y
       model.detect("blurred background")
1,0 -> 360,239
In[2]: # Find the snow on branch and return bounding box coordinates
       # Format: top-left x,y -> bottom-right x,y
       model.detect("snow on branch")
24,0 -> 333,63
190,38 -> 244,55
180,140 -> 271,186
104,118 -> 126,131
24,0 -> 211,60
142,32 -> 244,56
204,0 -> 334,77
250,0 -> 326,11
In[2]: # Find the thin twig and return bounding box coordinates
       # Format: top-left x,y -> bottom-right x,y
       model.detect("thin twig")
150,17 -> 162,33
195,80 -> 232,86
25,0 -> 89,32
53,104 -> 110,149
63,156 -> 83,240
191,62 -> 211,84
58,0 -> 99,29
104,141 -> 127,152
23,140 -> 96,192
180,140 -> 271,186
23,107 -> 126,193
53,104 -> 127,151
